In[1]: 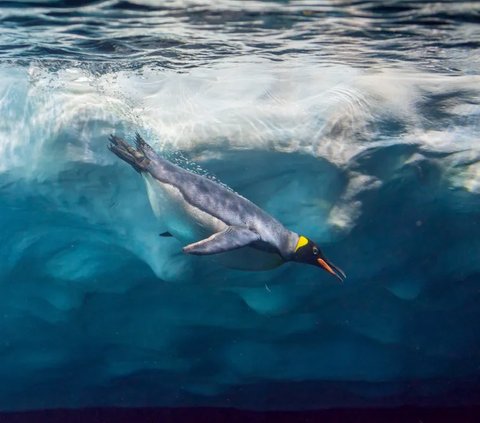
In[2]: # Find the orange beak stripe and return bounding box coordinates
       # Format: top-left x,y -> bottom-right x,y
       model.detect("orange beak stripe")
317,258 -> 336,276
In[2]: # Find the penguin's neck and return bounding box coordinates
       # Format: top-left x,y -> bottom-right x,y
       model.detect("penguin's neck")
280,231 -> 300,261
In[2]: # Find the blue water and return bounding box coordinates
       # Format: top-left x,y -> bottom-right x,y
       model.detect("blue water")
0,0 -> 480,413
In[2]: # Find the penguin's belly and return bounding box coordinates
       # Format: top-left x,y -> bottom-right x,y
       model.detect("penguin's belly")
144,174 -> 226,241
143,175 -> 283,271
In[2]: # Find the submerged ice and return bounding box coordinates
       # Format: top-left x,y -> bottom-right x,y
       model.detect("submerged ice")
0,60 -> 480,410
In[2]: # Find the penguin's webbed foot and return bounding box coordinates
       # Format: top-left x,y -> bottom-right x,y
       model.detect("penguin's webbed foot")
108,134 -> 150,173
134,132 -> 157,159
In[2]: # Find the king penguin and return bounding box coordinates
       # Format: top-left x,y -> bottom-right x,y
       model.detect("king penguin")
108,134 -> 345,281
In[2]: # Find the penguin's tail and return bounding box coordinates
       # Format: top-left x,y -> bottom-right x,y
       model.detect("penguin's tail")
108,134 -> 151,173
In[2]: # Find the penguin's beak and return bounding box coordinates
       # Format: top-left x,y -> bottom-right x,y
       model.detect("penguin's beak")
317,258 -> 346,283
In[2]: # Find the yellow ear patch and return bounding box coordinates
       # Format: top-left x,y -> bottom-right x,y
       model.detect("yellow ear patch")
295,236 -> 309,252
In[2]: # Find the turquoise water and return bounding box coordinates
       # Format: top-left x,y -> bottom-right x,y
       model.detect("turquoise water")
0,0 -> 479,413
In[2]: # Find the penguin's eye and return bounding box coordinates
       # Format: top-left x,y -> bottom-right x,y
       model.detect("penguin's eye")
313,247 -> 319,255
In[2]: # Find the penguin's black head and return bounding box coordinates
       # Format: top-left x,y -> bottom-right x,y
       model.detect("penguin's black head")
292,236 -> 346,282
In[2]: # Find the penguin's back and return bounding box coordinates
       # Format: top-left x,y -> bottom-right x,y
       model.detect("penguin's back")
144,172 -> 227,242
145,157 -> 291,250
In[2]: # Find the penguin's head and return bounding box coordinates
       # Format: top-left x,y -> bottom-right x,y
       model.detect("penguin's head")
292,235 -> 346,282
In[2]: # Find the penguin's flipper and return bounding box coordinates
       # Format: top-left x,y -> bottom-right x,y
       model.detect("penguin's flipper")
183,226 -> 260,255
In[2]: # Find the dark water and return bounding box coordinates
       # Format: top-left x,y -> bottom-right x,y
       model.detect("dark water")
0,0 -> 480,417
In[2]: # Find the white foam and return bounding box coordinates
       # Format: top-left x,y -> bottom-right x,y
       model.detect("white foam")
0,61 -> 478,177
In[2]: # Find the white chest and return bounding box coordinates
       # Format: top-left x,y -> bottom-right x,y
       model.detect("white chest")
143,174 -> 226,242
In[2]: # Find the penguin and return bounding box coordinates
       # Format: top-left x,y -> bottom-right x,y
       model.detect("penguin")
108,134 -> 345,281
